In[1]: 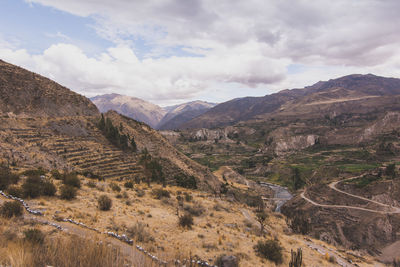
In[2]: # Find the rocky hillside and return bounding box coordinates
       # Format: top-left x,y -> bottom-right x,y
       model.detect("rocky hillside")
182,74 -> 400,129
0,59 -> 98,117
0,60 -> 220,191
91,94 -> 166,128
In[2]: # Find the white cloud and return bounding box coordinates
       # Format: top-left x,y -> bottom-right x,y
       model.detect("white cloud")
0,42 -> 287,104
6,0 -> 400,104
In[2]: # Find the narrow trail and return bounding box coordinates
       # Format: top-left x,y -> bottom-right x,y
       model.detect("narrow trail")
301,176 -> 400,214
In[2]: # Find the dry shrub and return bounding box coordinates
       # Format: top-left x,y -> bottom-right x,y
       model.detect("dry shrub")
127,222 -> 154,243
0,201 -> 23,218
98,195 -> 112,211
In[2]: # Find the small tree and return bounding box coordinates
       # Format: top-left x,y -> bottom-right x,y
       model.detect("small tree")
98,195 -> 112,211
256,211 -> 268,236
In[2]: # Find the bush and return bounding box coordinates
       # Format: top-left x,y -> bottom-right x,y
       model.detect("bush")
175,174 -> 197,189
6,185 -> 23,198
183,203 -> 205,217
254,239 -> 283,264
178,213 -> 194,229
127,222 -> 154,243
124,181 -> 134,189
86,181 -> 97,188
22,168 -> 46,177
98,195 -> 112,211
63,173 -> 81,188
24,228 -> 45,244
0,201 -> 23,218
60,185 -> 77,200
42,180 -> 56,196
51,169 -> 63,180
184,192 -> 193,202
0,165 -> 19,190
22,175 -> 43,198
152,188 -> 170,199
110,182 -> 121,192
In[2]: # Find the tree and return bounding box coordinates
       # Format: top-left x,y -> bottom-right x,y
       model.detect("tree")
256,211 -> 268,236
292,167 -> 304,190
98,113 -> 106,130
385,163 -> 396,178
130,137 -> 137,152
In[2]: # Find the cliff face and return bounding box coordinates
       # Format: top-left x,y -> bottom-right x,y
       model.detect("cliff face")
0,59 -> 98,117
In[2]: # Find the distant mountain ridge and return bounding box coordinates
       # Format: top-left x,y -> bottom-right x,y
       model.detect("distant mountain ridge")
91,94 -> 216,129
181,74 -> 400,129
90,93 -> 166,128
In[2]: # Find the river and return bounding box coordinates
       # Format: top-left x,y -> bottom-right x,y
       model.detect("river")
259,182 -> 293,212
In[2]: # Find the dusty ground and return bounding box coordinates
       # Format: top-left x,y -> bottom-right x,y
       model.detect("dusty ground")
15,174 -> 383,267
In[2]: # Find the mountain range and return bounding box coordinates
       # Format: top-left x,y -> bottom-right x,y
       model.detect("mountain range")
90,94 -> 216,129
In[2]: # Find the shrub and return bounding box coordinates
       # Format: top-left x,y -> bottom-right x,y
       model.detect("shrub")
6,185 -> 23,198
22,175 -> 43,198
124,181 -> 133,189
51,169 -> 63,180
136,189 -> 145,197
127,222 -> 154,243
42,180 -> 56,196
175,174 -> 197,189
178,213 -> 194,229
0,201 -> 23,218
63,173 -> 81,188
22,168 -> 46,177
24,228 -> 45,244
254,239 -> 283,264
98,195 -> 112,211
0,165 -> 19,190
110,182 -> 121,192
184,192 -> 193,202
183,203 -> 205,216
152,188 -> 170,199
86,181 -> 97,188
60,185 -> 77,200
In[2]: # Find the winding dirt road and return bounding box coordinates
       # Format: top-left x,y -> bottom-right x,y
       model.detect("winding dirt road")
301,176 -> 400,214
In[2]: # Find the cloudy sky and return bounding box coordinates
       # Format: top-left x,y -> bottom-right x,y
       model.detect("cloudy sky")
1,0 -> 400,106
